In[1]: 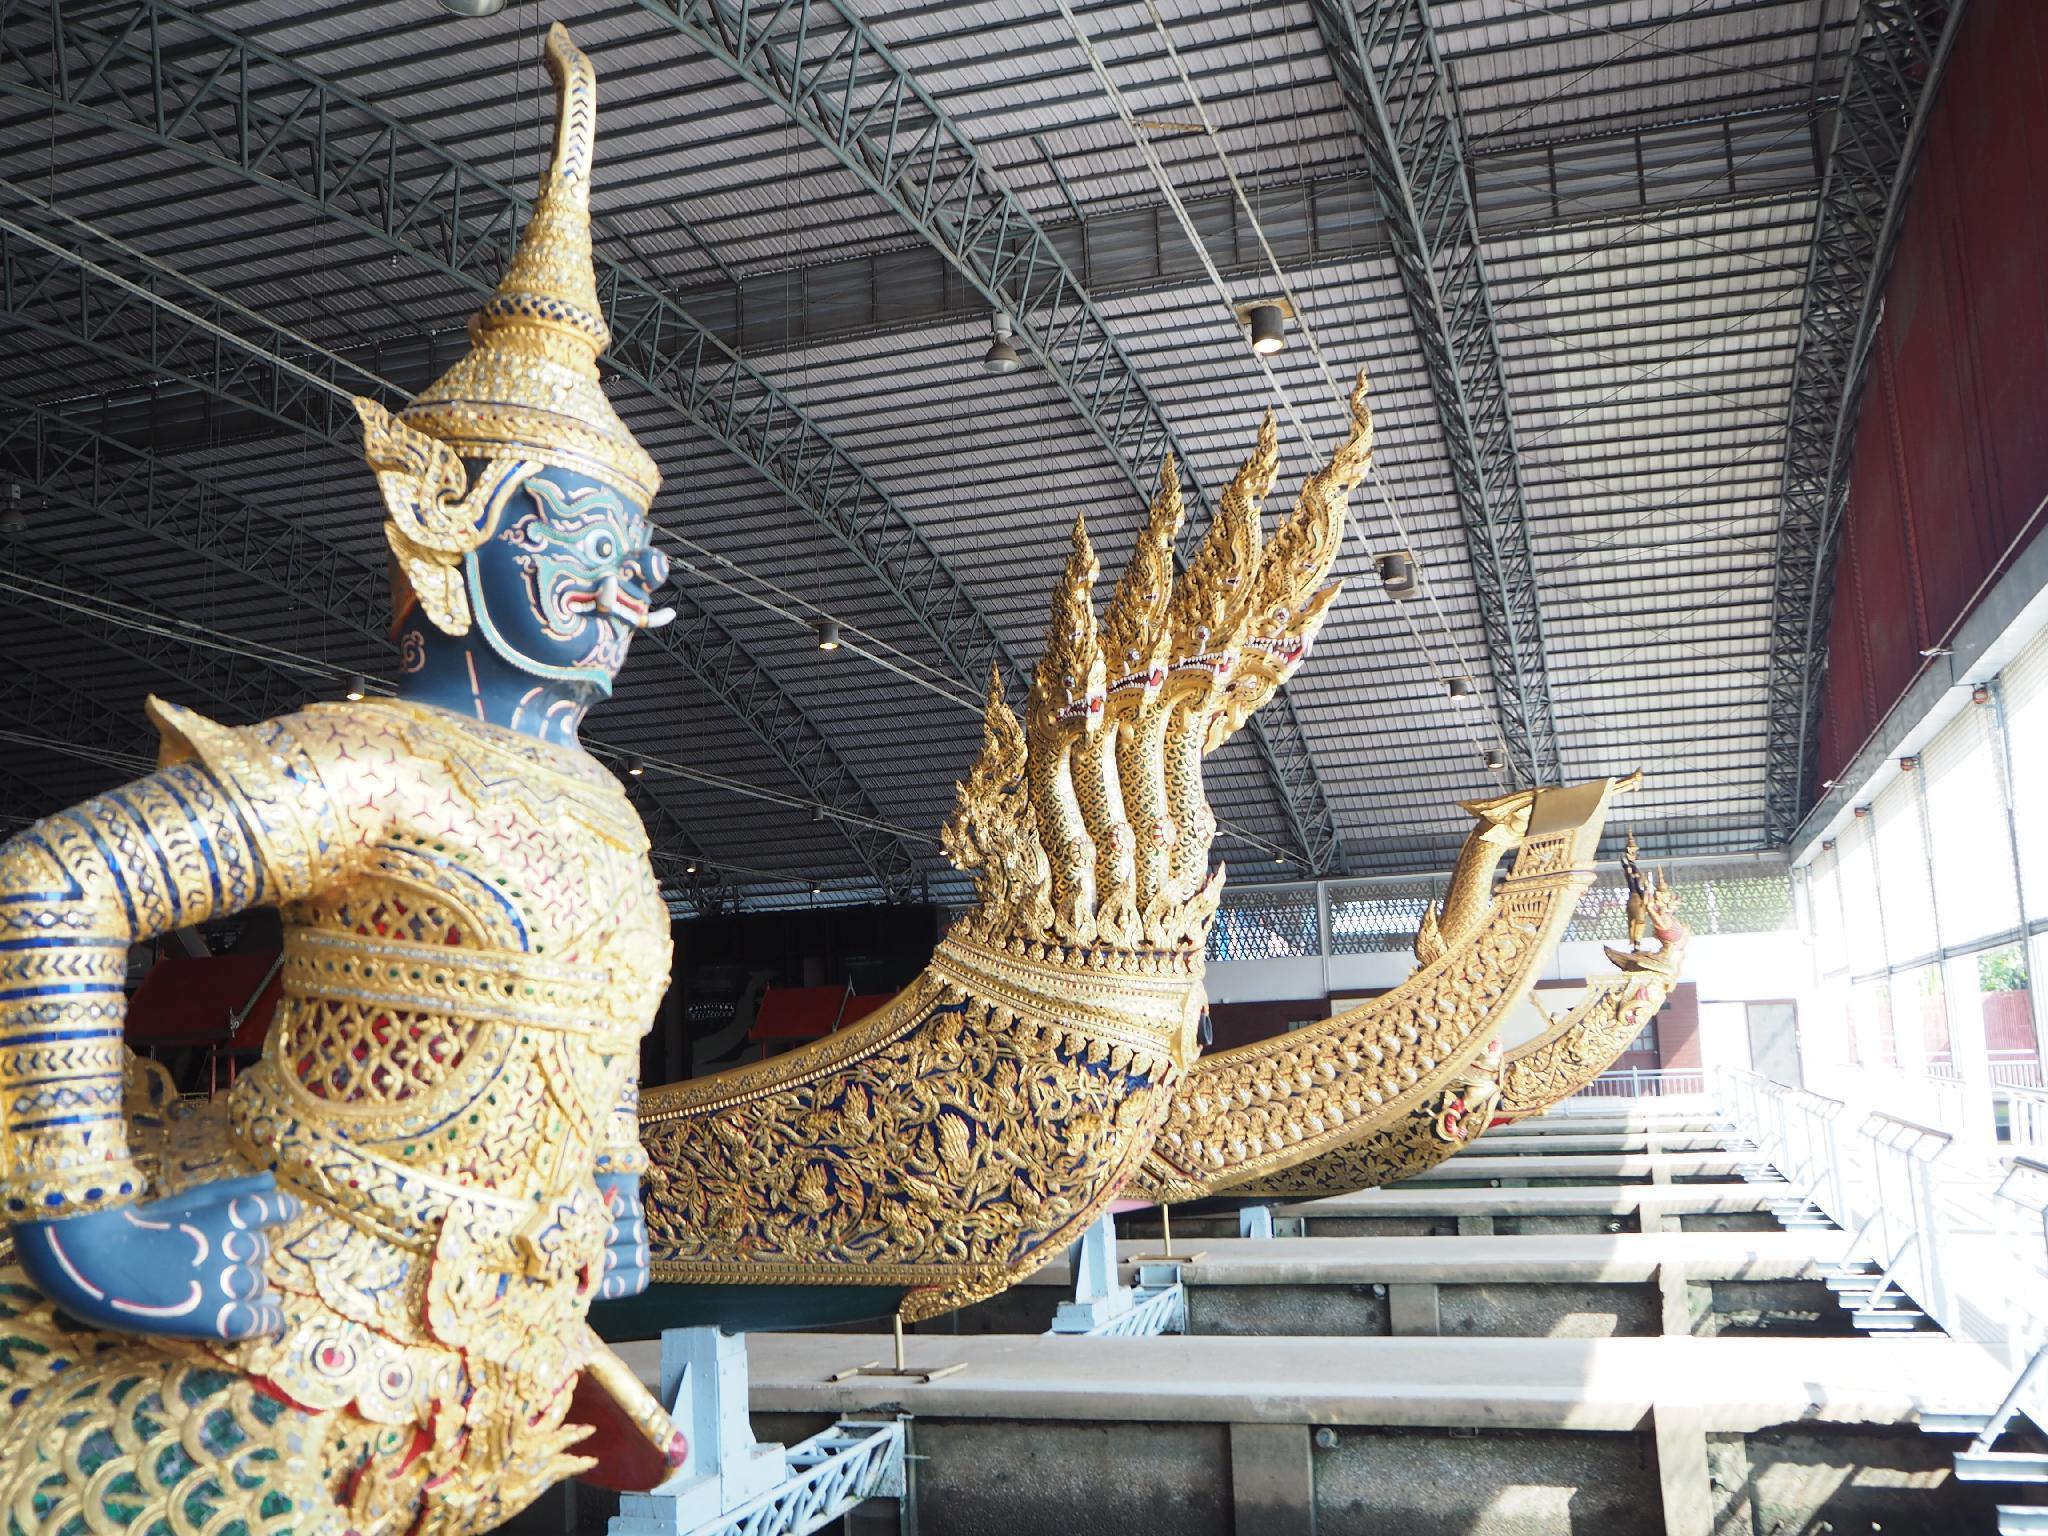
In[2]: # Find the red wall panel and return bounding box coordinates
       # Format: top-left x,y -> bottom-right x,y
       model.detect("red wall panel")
1815,0 -> 2048,783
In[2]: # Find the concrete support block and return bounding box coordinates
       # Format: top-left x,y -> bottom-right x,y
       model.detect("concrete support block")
1229,1422 -> 1313,1536
1456,1214 -> 1496,1236
1658,1261 -> 1691,1337
1651,1163 -> 1673,1185
1653,1402 -> 1714,1536
1387,1282 -> 1441,1337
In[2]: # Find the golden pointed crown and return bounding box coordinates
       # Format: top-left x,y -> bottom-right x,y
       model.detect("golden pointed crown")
385,23 -> 659,508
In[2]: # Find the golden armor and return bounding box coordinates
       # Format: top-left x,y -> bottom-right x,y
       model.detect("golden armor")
2,26 -> 683,1536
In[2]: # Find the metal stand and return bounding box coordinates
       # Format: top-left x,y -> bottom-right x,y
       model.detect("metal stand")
1238,1205 -> 1274,1240
1126,1201 -> 1205,1266
609,1327 -> 906,1536
828,1313 -> 967,1384
1048,1211 -> 1187,1337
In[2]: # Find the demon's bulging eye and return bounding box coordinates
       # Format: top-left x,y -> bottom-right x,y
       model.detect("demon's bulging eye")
583,529 -> 620,564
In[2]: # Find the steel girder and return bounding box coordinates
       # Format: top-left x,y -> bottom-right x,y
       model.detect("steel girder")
1308,0 -> 1561,791
0,402 -> 739,913
1761,0 -> 1965,844
0,223 -> 922,893
0,0 -> 1009,702
0,659 -> 157,772
0,536 -> 306,724
637,0 -> 1349,876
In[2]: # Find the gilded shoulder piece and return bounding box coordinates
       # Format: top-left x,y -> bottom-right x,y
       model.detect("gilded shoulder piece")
148,697 -> 385,900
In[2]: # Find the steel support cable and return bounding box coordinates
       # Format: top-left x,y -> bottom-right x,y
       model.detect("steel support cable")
0,0 -> 1014,710
634,0 -> 1350,876
1761,0 -> 1967,844
1304,0 -> 1564,791
0,407 -> 821,904
1053,0 -> 1504,776
0,221 -> 921,890
0,564 -> 939,853
5,180 -> 985,719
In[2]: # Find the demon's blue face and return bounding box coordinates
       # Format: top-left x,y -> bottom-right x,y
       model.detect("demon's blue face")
465,467 -> 672,694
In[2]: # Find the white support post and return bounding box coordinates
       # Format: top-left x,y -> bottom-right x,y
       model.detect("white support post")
611,1328 -> 788,1535
1049,1211 -> 1135,1333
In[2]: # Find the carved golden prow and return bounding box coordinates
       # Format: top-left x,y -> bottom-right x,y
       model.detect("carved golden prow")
1131,773 -> 1643,1204
641,375 -> 1375,1322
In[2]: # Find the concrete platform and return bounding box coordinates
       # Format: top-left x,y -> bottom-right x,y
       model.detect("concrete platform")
939,1232 -> 1854,1340
669,1330 -> 2005,1432
1103,1230 -> 1847,1285
1398,1150 -> 1748,1185
1495,1110 -> 1729,1137
1475,1130 -> 1734,1154
1142,1180 -> 1782,1240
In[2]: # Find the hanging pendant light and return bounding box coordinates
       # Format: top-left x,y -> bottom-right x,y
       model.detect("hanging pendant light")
982,312 -> 1021,375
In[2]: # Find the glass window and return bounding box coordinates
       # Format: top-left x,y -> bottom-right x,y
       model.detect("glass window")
1888,964 -> 1948,1076
2000,630 -> 2048,920
1838,815 -> 1887,977
1922,702 -> 2022,947
1848,978 -> 1896,1068
1873,772 -> 1938,966
1807,846 -> 1847,977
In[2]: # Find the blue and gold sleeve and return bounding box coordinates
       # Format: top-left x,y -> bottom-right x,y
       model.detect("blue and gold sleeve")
0,760 -> 272,1220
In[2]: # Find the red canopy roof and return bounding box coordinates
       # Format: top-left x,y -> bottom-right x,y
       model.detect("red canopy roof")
748,984 -> 851,1042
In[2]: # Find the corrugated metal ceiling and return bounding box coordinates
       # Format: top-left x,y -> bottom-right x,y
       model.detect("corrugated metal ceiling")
0,0 -> 1858,902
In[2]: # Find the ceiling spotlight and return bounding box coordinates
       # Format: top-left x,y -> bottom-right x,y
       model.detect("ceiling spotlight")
1375,551 -> 1420,601
1972,685 -> 1992,705
627,755 -> 647,777
982,312 -> 1021,375
685,860 -> 700,875
1482,748 -> 1505,773
1247,303 -> 1287,355
343,674 -> 367,702
1,483 -> 25,536
1444,675 -> 1475,704
814,617 -> 842,651
439,0 -> 508,16
810,882 -> 823,896
1234,297 -> 1293,356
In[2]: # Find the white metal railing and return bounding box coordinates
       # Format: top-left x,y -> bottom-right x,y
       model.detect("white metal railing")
1566,1066 -> 1709,1104
1721,1067 -> 2040,1433
1993,1057 -> 2048,1091
2010,1087 -> 2048,1150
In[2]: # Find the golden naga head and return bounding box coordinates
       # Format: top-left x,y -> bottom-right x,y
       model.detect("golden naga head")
354,24 -> 661,640
943,374 -> 1375,958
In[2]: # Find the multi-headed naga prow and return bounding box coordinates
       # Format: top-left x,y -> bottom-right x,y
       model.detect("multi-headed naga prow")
943,380 -> 1374,957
